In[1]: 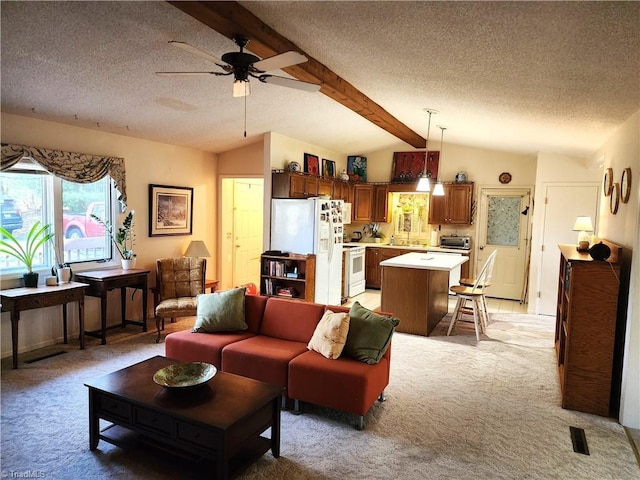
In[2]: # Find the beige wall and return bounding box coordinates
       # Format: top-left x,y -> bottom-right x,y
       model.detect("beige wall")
1,112 -> 217,357
593,110 -> 639,429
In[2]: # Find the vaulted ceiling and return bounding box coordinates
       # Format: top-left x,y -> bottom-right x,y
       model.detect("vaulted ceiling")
2,1 -> 639,158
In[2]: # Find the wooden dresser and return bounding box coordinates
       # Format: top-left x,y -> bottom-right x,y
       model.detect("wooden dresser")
554,241 -> 621,416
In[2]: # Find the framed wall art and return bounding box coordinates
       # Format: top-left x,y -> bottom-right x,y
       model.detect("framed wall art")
391,151 -> 439,182
347,155 -> 367,182
322,158 -> 336,178
149,184 -> 194,237
304,153 -> 320,176
621,167 -> 632,204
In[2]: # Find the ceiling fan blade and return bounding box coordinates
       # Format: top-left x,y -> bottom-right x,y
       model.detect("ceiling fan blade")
168,41 -> 229,67
259,75 -> 321,92
253,51 -> 308,72
156,71 -> 228,77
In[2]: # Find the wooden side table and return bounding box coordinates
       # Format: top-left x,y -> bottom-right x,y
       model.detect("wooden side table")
205,279 -> 219,293
1,282 -> 88,369
74,268 -> 150,345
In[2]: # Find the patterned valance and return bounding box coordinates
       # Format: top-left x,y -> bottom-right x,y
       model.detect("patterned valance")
1,143 -> 127,204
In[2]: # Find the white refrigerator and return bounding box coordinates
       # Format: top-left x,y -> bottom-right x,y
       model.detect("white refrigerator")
270,198 -> 344,305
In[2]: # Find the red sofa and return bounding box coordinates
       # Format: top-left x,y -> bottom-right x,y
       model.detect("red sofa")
165,295 -> 394,429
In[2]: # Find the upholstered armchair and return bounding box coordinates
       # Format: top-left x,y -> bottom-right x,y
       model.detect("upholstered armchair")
154,257 -> 206,343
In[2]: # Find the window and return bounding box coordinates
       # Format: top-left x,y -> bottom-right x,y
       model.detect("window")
0,162 -> 117,276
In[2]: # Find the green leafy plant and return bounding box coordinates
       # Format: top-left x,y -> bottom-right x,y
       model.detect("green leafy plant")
90,210 -> 136,260
0,221 -> 55,272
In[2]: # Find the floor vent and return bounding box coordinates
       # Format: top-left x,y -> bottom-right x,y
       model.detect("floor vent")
24,351 -> 66,364
570,426 -> 590,455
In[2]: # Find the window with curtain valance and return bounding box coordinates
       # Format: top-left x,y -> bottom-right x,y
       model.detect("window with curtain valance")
1,143 -> 127,204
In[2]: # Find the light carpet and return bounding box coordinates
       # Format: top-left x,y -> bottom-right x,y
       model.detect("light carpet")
1,313 -> 638,480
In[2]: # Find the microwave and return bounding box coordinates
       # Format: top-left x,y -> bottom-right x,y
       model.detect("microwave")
439,235 -> 471,250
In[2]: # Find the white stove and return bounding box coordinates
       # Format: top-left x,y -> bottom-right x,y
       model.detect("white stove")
343,245 -> 366,297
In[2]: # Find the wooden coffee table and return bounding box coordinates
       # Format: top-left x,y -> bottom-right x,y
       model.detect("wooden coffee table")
85,355 -> 282,479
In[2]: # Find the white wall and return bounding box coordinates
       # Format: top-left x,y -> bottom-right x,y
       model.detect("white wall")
593,110 -> 640,429
1,113 -> 217,358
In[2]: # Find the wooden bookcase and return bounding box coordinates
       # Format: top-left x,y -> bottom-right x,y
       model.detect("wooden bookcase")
260,253 -> 315,302
555,242 -> 621,416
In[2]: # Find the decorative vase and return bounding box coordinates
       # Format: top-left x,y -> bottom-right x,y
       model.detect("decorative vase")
121,258 -> 137,270
340,170 -> 350,181
23,272 -> 39,288
57,267 -> 72,284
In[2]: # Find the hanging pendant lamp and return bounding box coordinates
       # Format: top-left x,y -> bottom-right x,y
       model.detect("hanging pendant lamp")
432,126 -> 447,196
416,108 -> 437,192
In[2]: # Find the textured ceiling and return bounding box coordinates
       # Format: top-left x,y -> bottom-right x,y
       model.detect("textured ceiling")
1,1 -> 639,158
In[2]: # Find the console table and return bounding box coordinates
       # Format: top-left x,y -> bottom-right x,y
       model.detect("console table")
1,282 -> 88,369
74,268 -> 150,345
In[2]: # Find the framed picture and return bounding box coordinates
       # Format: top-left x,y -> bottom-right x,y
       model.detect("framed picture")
304,153 -> 320,176
149,184 -> 194,237
347,155 -> 367,182
391,151 -> 439,182
322,158 -> 336,178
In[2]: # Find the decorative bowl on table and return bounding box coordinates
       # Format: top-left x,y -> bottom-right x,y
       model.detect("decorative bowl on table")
153,362 -> 217,388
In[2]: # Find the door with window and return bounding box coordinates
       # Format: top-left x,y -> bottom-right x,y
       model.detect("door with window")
476,188 -> 532,300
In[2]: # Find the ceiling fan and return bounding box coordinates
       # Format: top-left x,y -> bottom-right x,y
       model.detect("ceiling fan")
157,35 -> 321,97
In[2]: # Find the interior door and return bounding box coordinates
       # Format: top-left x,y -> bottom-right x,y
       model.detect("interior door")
537,183 -> 599,315
476,188 -> 532,300
232,179 -> 264,288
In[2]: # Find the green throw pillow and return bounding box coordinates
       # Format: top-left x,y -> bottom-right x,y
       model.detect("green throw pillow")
192,287 -> 247,333
343,302 -> 400,364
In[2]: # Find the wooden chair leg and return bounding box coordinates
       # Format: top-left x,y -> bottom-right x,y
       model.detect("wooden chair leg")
472,297 -> 481,341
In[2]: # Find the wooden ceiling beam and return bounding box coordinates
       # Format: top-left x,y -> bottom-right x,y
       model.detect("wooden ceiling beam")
168,1 -> 426,148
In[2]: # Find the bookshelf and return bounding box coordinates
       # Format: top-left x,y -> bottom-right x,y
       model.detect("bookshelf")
260,253 -> 315,302
555,241 -> 621,416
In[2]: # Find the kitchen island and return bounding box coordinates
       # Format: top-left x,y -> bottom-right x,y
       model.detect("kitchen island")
380,252 -> 468,336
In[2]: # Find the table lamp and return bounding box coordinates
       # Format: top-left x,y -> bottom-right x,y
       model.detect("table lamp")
184,240 -> 210,258
573,216 -> 593,252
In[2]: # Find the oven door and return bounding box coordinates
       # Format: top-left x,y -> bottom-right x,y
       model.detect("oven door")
347,248 -> 366,297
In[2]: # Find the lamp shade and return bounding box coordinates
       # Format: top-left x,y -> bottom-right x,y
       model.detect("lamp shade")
416,177 -> 431,192
573,216 -> 593,232
184,240 -> 210,257
432,182 -> 445,196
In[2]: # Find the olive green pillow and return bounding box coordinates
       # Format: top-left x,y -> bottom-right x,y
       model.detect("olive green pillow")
192,287 -> 247,333
343,302 -> 400,364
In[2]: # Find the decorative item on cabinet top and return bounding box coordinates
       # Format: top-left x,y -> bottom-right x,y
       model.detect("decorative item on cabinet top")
287,161 -> 301,172
322,159 -> 336,178
391,151 -> 440,183
303,153 -> 319,176
347,155 -> 367,182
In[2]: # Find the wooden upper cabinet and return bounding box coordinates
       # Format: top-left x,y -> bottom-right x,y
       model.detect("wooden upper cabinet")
334,180 -> 351,202
352,184 -> 373,222
428,183 -> 473,225
272,171 -> 320,198
318,178 -> 333,197
372,184 -> 389,222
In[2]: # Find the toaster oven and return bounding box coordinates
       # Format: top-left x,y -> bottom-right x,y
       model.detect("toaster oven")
439,235 -> 471,250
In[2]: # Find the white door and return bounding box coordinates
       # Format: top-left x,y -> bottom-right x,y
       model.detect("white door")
537,183 -> 599,315
477,188 -> 532,300
233,179 -> 264,288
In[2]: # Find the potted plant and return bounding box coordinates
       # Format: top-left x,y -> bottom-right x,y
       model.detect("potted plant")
0,221 -> 55,287
91,210 -> 136,268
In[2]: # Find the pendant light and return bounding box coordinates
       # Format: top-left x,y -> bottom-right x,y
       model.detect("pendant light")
432,125 -> 446,196
416,108 -> 437,192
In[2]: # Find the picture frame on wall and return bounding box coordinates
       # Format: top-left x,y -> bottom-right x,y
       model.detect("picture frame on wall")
391,151 -> 439,182
149,184 -> 194,237
347,155 -> 367,182
322,158 -> 336,178
304,153 -> 320,176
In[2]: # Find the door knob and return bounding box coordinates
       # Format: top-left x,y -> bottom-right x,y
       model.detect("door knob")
479,245 -> 485,250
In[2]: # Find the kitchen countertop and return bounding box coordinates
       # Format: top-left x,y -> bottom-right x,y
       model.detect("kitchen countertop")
379,251 -> 469,271
344,242 -> 470,254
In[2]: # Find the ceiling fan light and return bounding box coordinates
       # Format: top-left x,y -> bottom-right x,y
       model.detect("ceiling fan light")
233,79 -> 250,97
416,177 -> 431,192
433,182 -> 445,196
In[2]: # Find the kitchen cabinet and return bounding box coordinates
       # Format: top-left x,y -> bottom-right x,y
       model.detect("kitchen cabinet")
365,247 -> 381,288
352,184 -> 373,222
318,178 -> 333,197
372,184 -> 389,222
554,242 -> 621,416
333,180 -> 351,202
272,171 -> 319,198
428,183 -> 473,225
